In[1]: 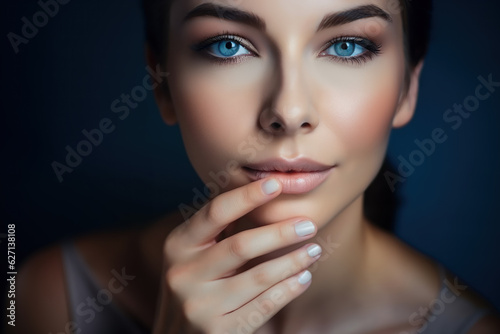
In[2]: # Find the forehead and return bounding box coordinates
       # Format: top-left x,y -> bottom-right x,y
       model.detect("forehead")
170,0 -> 404,35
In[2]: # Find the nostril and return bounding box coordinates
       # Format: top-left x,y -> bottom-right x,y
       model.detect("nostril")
301,122 -> 311,128
271,122 -> 281,130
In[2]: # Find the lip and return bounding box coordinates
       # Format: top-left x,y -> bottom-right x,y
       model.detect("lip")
243,158 -> 335,194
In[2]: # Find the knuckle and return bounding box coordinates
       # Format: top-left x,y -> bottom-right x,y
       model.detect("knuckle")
279,267 -> 294,281
227,237 -> 248,260
204,200 -> 225,225
251,267 -> 272,287
280,281 -> 296,298
182,297 -> 201,318
257,301 -> 276,318
241,184 -> 260,206
165,266 -> 186,292
280,282 -> 295,300
291,253 -> 306,272
183,295 -> 213,327
181,300 -> 205,327
286,274 -> 305,294
163,234 -> 177,261
163,232 -> 188,264
276,224 -> 291,243
249,297 -> 275,319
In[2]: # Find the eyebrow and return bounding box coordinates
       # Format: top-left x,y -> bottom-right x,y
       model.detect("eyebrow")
183,3 -> 266,31
182,3 -> 392,32
317,4 -> 393,31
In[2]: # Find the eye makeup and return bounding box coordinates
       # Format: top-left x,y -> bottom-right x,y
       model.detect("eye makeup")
190,31 -> 383,66
318,36 -> 382,65
190,31 -> 258,65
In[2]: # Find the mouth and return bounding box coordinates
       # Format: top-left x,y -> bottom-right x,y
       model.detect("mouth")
243,158 -> 335,194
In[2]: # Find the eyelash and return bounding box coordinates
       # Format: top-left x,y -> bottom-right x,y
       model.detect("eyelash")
191,31 -> 255,65
191,31 -> 382,66
320,36 -> 382,65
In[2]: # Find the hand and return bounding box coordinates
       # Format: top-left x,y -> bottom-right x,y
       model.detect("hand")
153,178 -> 322,334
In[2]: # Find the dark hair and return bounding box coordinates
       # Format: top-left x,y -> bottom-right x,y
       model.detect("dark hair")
141,0 -> 433,231
403,0 -> 433,69
364,0 -> 433,231
142,0 -> 433,69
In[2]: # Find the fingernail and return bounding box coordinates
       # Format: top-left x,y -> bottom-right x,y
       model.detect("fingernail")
262,179 -> 280,195
295,221 -> 315,237
298,270 -> 312,285
307,244 -> 322,258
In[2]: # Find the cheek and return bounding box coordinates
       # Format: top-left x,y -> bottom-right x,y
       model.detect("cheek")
342,79 -> 398,150
318,87 -> 398,167
317,65 -> 403,160
313,27 -> 405,156
167,62 -> 264,176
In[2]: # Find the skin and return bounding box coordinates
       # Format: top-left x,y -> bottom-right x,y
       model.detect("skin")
163,0 -> 413,231
149,0 -> 428,331
7,0 -> 500,333
149,0 -> 499,332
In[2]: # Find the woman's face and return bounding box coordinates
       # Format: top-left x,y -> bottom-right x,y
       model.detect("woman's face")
158,0 -> 420,227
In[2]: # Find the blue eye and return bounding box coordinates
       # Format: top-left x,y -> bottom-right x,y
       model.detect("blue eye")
205,39 -> 252,58
320,37 -> 382,65
326,41 -> 366,58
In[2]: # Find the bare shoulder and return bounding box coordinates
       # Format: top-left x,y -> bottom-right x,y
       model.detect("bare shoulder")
5,227 -> 140,334
441,269 -> 500,334
6,244 -> 71,334
5,212 -> 187,333
366,223 -> 500,333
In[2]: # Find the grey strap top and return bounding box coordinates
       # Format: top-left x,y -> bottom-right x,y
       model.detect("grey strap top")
61,241 -> 494,334
420,265 -> 493,334
61,241 -> 148,334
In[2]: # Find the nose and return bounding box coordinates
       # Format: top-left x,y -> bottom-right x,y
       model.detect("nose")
259,61 -> 319,136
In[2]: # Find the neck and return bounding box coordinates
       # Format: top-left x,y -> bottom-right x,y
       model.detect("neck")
292,195 -> 370,303
224,194 -> 371,308
140,194 -> 442,332
261,195 -> 374,333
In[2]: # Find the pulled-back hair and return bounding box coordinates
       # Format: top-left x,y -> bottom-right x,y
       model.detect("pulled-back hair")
142,0 -> 433,70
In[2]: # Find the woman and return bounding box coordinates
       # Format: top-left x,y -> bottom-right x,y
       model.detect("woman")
11,0 -> 500,333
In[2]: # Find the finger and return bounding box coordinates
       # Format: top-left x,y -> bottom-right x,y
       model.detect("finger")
222,270 -> 313,333
217,243 -> 322,313
193,219 -> 317,280
180,178 -> 282,247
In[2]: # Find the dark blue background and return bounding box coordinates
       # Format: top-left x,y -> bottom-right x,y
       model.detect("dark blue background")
2,0 -> 500,310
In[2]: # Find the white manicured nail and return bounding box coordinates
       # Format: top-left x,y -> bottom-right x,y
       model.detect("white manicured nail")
262,179 -> 280,195
298,270 -> 312,285
307,244 -> 322,258
295,221 -> 315,237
